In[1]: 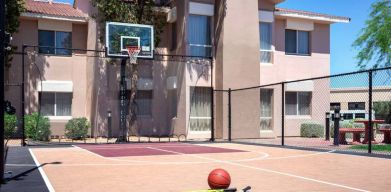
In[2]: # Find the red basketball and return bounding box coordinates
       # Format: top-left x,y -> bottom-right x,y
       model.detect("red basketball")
207,168 -> 231,189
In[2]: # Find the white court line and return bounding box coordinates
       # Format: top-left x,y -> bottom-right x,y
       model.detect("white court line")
148,147 -> 370,192
264,150 -> 336,160
29,148 -> 55,192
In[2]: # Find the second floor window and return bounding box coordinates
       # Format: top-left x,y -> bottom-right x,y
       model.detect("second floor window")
348,102 -> 365,110
260,22 -> 272,63
188,15 -> 212,57
285,29 -> 310,55
330,102 -> 341,110
39,30 -> 72,56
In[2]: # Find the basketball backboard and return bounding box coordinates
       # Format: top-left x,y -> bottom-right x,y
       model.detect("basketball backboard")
105,22 -> 154,58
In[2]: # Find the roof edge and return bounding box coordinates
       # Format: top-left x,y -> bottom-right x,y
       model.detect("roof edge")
275,8 -> 351,24
21,12 -> 88,23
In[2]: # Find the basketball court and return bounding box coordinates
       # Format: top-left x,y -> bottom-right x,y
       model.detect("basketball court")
21,142 -> 390,192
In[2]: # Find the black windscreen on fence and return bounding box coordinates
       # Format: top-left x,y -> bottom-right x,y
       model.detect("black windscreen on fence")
226,67 -> 391,156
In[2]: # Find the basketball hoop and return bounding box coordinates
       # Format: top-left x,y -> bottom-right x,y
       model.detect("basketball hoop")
126,46 -> 140,64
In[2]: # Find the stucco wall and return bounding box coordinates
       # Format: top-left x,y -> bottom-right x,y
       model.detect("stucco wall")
331,87 -> 391,112
6,18 -> 90,136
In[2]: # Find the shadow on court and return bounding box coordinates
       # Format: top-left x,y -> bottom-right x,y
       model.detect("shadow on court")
0,147 -> 61,192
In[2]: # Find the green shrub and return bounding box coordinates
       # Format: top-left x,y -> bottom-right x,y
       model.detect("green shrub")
5,114 -> 17,139
65,117 -> 90,140
25,112 -> 51,141
300,121 -> 325,138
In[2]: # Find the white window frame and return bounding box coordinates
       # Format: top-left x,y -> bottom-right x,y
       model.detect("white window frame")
189,86 -> 212,132
259,22 -> 273,64
285,29 -> 310,56
188,14 -> 213,57
285,91 -> 312,117
38,30 -> 72,56
260,89 -> 273,131
40,92 -> 72,120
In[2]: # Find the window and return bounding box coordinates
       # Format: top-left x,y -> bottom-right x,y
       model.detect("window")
40,92 -> 72,116
348,102 -> 365,110
285,29 -> 310,55
355,113 -> 366,119
188,15 -> 212,57
343,113 -> 353,120
330,102 -> 341,111
259,22 -> 273,63
136,90 -> 153,116
285,92 -> 312,116
168,90 -> 177,118
190,87 -> 211,131
260,89 -> 273,130
39,30 -> 72,55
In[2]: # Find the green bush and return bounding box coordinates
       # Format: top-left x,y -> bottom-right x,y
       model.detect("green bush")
5,114 -> 17,139
25,112 -> 51,141
300,121 -> 325,138
65,117 -> 90,140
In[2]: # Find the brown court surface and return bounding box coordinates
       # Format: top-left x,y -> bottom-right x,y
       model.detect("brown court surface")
30,142 -> 391,192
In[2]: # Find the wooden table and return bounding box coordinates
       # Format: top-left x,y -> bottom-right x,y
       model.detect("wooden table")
354,120 -> 385,144
339,128 -> 365,145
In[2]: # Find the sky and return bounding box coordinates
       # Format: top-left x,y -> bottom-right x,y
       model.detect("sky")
59,0 -> 375,75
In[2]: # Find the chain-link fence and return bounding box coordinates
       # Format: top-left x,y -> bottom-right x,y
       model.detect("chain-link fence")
226,67 -> 391,156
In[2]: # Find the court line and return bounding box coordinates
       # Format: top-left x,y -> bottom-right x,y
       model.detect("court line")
264,150 -> 336,160
148,147 -> 370,192
29,148 -> 55,192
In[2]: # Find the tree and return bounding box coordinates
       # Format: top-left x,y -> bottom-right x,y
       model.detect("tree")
353,0 -> 391,69
91,0 -> 166,139
5,0 -> 26,67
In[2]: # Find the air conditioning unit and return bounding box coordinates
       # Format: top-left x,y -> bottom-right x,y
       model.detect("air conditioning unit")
167,7 -> 177,23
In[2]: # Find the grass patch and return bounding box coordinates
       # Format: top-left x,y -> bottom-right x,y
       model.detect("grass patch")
350,144 -> 391,151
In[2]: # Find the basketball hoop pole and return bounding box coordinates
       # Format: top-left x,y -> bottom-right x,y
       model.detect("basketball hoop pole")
118,47 -> 140,142
119,58 -> 128,142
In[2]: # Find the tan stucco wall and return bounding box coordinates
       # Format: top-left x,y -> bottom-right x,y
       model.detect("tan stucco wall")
215,0 -> 262,139
258,19 -> 331,137
331,87 -> 391,112
6,18 -> 90,136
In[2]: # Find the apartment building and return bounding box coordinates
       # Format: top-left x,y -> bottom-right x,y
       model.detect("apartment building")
331,86 -> 391,120
5,0 -> 350,139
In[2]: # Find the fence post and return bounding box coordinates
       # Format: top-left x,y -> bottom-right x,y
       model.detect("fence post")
210,59 -> 215,142
333,107 -> 341,146
368,70 -> 373,154
210,87 -> 215,142
228,88 -> 232,142
0,1 -> 5,182
21,45 -> 26,146
281,83 -> 285,146
325,112 -> 330,141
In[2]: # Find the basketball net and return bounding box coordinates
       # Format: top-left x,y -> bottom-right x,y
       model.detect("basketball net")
126,46 -> 141,64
